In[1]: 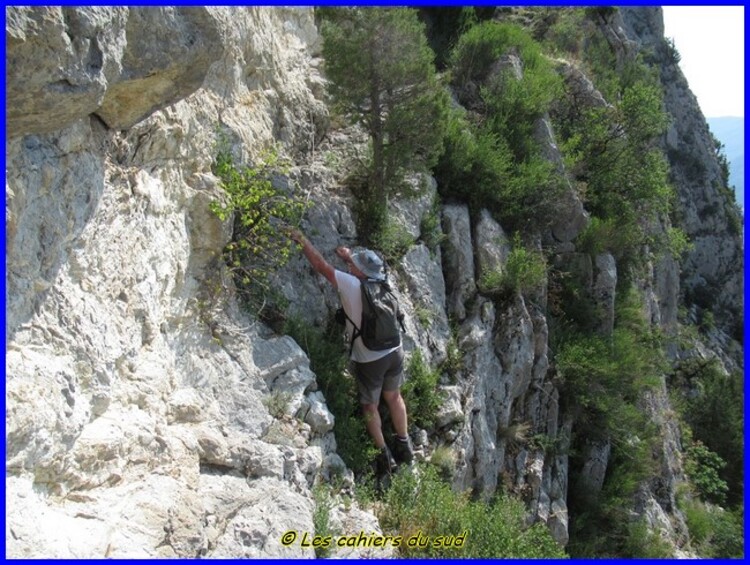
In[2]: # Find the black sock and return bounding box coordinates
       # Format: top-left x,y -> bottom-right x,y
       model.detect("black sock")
396,435 -> 409,443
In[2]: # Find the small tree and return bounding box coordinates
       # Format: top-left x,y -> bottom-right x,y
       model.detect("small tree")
210,141 -> 307,320
321,7 -> 449,238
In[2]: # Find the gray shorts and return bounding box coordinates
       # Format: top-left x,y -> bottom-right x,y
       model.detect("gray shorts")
351,348 -> 405,405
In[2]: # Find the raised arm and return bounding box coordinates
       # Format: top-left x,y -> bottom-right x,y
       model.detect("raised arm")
289,229 -> 337,288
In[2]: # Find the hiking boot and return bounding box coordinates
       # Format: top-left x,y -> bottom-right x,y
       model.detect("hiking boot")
376,445 -> 398,476
392,435 -> 414,465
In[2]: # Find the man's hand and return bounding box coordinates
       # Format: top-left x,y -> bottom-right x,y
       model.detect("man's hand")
281,225 -> 304,245
335,246 -> 352,262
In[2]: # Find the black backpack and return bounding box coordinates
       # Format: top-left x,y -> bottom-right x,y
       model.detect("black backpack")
337,278 -> 405,355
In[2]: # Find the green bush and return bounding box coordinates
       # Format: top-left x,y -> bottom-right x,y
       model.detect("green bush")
707,508 -> 744,558
664,226 -> 693,259
401,350 -> 444,430
621,519 -> 674,558
541,8 -> 586,57
480,234 -> 547,297
555,64 -> 674,280
480,50 -> 562,162
370,216 -> 414,264
699,310 -> 716,332
499,156 -> 562,233
380,464 -> 567,558
437,20 -> 564,233
576,216 -> 637,259
419,196 -> 446,252
435,107 -> 511,196
564,90 -> 670,219
547,265 -> 600,333
680,360 -> 744,508
683,497 -> 715,547
435,106 -> 562,233
559,289 -> 667,556
557,289 -> 664,429
312,484 -> 337,558
450,20 -> 553,88
577,13 -> 621,101
441,335 -> 464,383
428,445 -> 458,481
283,317 -> 377,474
434,106 -> 513,205
683,499 -> 744,557
568,432 -> 659,557
210,141 -> 307,318
685,442 -> 729,506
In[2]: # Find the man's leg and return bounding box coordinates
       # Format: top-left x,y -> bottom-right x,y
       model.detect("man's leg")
381,350 -> 413,465
363,402 -> 397,476
362,402 -> 386,448
352,358 -> 386,449
383,389 -> 413,465
382,390 -> 408,438
353,355 -> 401,474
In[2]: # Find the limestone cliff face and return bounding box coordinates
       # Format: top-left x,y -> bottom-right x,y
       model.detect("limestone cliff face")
622,7 -> 744,364
5,6 -> 741,559
5,7 -> 377,558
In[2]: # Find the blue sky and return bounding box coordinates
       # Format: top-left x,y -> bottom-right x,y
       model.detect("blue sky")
662,6 -> 744,118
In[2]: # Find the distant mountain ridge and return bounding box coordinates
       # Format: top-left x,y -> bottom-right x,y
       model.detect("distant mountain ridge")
707,116 -> 744,209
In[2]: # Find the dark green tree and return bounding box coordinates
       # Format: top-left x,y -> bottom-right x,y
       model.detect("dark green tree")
321,7 -> 449,237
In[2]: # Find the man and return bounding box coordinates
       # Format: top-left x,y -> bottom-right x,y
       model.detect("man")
288,228 -> 413,476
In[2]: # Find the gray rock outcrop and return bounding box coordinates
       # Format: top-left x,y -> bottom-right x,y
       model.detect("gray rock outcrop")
441,204 -> 477,321
474,209 -> 511,291
622,7 -> 743,359
5,6 -> 373,559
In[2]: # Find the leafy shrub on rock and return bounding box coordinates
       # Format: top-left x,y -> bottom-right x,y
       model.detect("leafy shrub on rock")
210,141 -> 307,319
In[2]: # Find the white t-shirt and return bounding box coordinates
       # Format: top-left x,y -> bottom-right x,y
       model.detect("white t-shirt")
335,270 -> 400,363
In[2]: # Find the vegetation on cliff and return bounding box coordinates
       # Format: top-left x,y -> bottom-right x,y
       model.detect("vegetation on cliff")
320,7 -> 450,240
211,137 -> 308,320
222,6 -> 742,558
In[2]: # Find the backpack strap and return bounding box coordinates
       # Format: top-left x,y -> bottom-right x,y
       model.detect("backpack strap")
340,306 -> 361,358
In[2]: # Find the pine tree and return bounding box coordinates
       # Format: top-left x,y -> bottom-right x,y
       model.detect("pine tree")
321,7 -> 449,236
